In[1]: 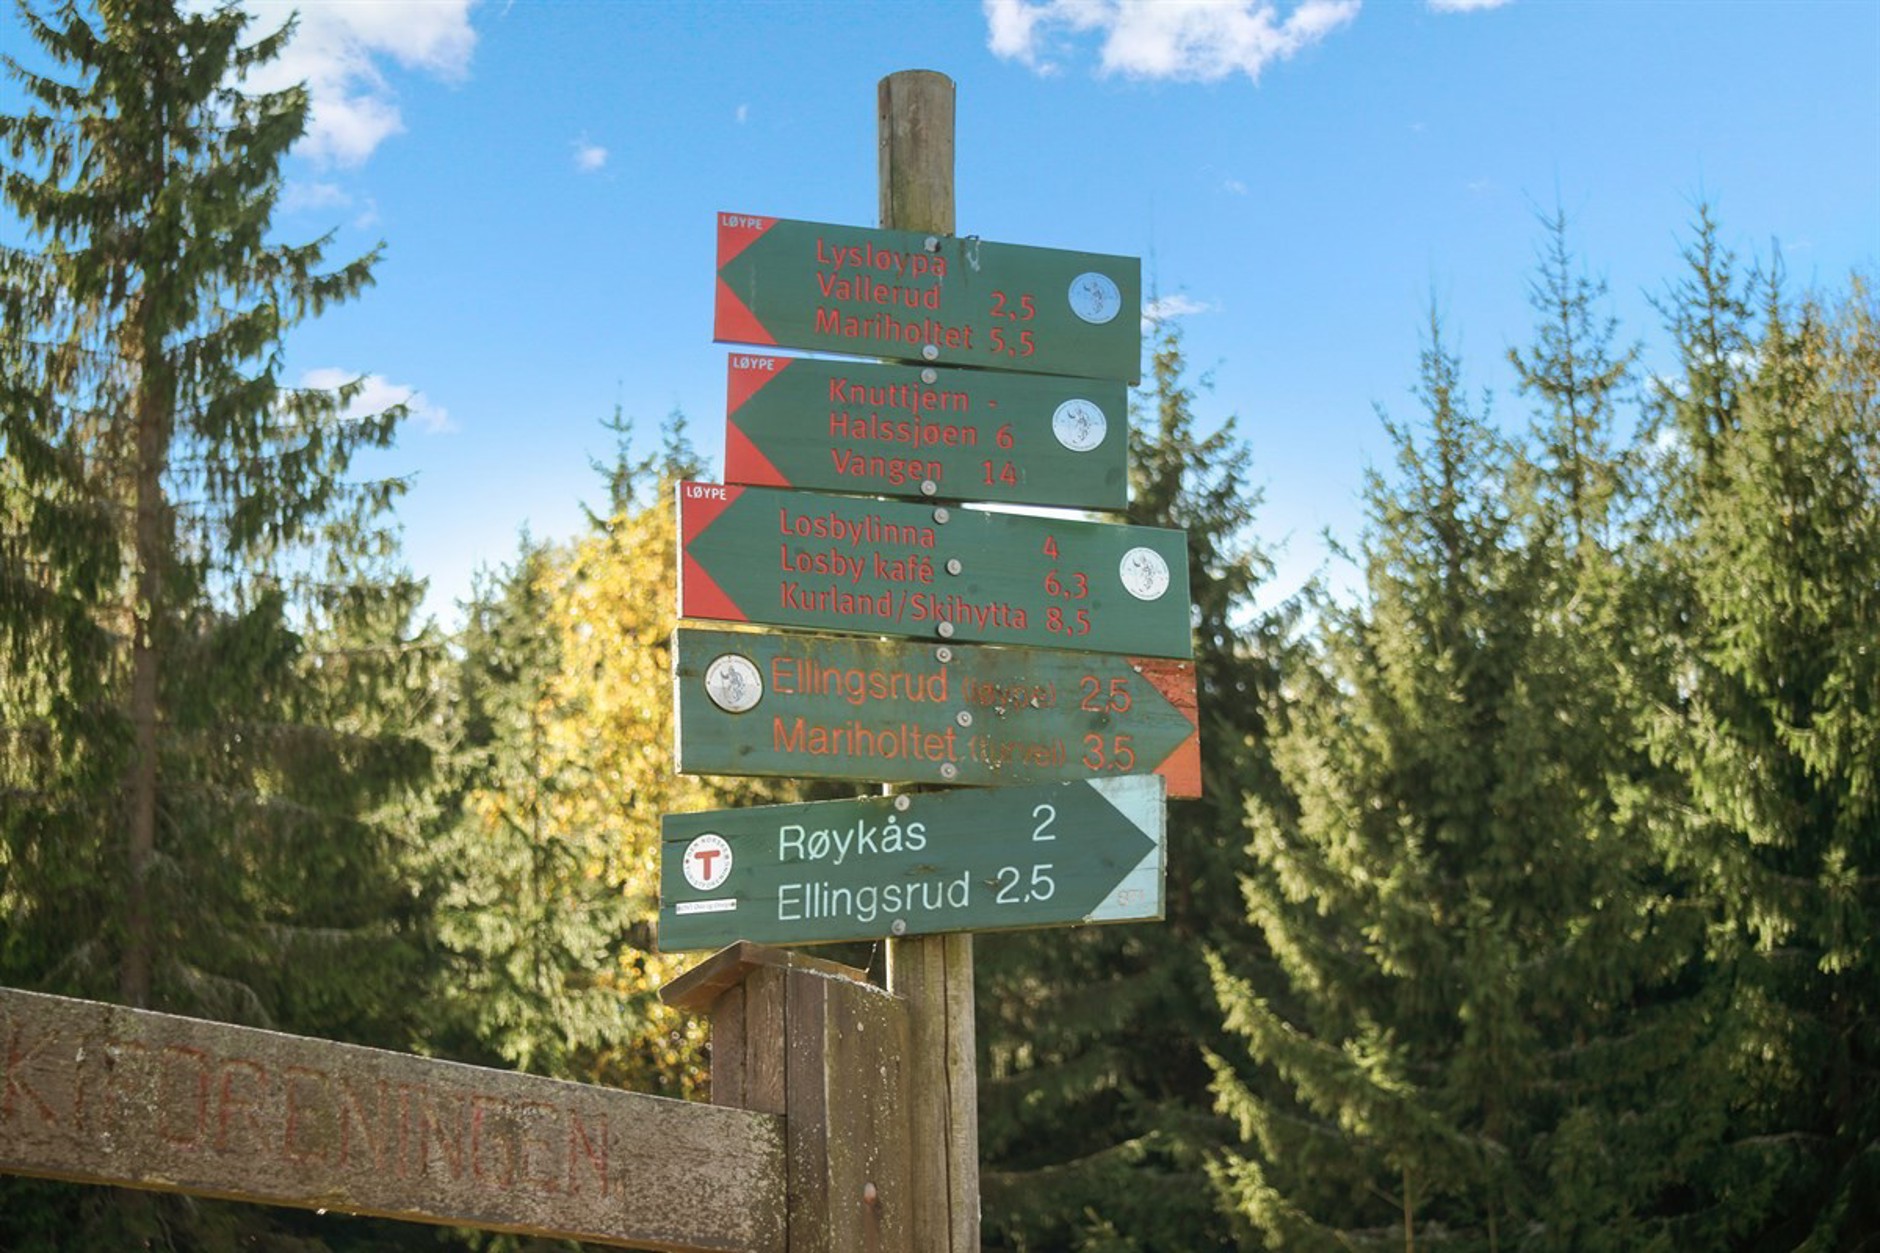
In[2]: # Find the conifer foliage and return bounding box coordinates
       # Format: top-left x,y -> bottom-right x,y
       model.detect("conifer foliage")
1208,213 -> 1880,1251
1,2 -> 437,1244
977,322 -> 1280,1251
1642,227 -> 1880,1246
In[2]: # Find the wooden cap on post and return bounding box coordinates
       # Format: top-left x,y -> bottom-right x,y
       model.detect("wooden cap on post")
878,71 -> 955,236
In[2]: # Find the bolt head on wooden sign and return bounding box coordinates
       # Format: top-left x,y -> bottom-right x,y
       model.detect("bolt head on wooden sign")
725,353 -> 1130,511
677,482 -> 1192,660
714,213 -> 1142,383
674,627 -> 1200,797
659,775 -> 1166,951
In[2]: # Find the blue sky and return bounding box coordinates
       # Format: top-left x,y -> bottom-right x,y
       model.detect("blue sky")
6,1 -> 1878,624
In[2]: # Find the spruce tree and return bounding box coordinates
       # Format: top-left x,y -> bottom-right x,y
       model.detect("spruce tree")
1210,282 -> 1724,1249
1,3 -> 438,1245
1643,228 -> 1880,1245
976,320 -> 1280,1251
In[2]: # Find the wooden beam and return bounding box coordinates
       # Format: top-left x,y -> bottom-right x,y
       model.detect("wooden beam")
666,943 -> 913,1253
0,987 -> 784,1253
878,69 -> 980,1253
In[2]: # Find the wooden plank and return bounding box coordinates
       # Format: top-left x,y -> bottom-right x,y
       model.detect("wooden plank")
709,982 -> 749,1111
658,777 -> 1169,951
821,970 -> 913,1253
744,967 -> 788,1119
678,481 -> 1193,660
938,930 -> 979,1253
0,987 -> 784,1253
673,627 -> 1203,798
723,353 -> 1130,512
712,215 -> 1142,384
784,970 -> 831,1253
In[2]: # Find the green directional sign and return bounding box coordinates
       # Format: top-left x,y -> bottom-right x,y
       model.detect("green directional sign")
658,776 -> 1166,951
674,627 -> 1200,797
678,482 -> 1192,659
724,353 -> 1129,511
714,212 -> 1142,383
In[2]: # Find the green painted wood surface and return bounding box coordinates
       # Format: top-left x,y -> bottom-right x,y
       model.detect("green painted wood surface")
723,353 -> 1128,511
658,776 -> 1166,950
678,483 -> 1192,659
714,214 -> 1141,383
673,627 -> 1199,796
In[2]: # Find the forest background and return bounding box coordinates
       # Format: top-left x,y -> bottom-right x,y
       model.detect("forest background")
2,2 -> 1877,1251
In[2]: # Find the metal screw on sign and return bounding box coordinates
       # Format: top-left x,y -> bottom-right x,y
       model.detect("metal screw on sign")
932,507 -> 950,524
891,919 -> 908,936
934,645 -> 953,663
922,344 -> 939,360
921,480 -> 938,496
939,763 -> 957,780
936,621 -> 955,639
946,558 -> 963,576
955,711 -> 973,728
894,794 -> 912,812
921,368 -> 937,384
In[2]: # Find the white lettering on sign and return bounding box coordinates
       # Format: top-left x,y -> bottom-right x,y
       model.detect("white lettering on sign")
776,872 -> 970,924
722,214 -> 768,229
777,817 -> 927,868
685,483 -> 729,501
731,355 -> 778,371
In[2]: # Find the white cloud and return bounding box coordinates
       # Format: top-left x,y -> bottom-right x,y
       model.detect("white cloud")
1145,293 -> 1215,326
573,139 -> 608,172
736,103 -> 750,124
1428,0 -> 1510,11
1223,176 -> 1248,195
301,368 -> 455,435
984,0 -> 1361,82
279,179 -> 350,213
235,1 -> 478,166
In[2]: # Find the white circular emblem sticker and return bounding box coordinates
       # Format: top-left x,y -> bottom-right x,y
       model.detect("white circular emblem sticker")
704,653 -> 762,713
1052,399 -> 1108,453
1119,547 -> 1172,601
682,833 -> 734,892
1068,272 -> 1122,325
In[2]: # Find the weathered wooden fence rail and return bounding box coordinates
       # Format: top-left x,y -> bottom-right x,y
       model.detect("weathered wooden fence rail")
1,947 -> 911,1252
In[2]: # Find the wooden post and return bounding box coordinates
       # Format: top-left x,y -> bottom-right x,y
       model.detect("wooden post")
665,943 -> 913,1253
876,69 -> 980,1253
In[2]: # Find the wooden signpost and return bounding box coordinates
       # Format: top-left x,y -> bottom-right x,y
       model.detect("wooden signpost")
724,353 -> 1129,510
678,481 -> 1191,658
669,70 -> 1178,1253
674,626 -> 1200,796
659,777 -> 1166,950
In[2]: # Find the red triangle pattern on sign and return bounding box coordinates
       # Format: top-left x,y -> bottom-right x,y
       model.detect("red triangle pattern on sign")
715,212 -> 776,267
677,484 -> 748,623
724,418 -> 789,488
726,355 -> 789,415
714,277 -> 776,347
679,555 -> 746,623
1134,657 -> 1202,799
